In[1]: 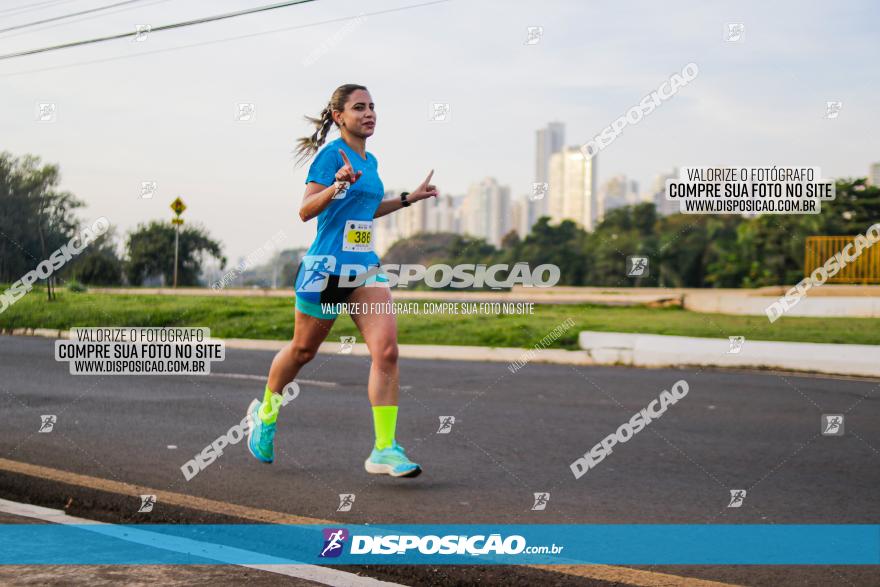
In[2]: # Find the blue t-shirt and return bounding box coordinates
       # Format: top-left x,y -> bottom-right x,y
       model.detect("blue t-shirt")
303,137 -> 384,276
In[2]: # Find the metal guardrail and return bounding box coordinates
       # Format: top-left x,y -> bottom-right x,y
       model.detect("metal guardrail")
804,236 -> 880,283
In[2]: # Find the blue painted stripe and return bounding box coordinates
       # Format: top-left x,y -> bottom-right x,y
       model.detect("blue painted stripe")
0,524 -> 877,565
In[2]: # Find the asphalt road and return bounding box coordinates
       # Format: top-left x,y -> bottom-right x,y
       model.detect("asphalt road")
1,334 -> 878,586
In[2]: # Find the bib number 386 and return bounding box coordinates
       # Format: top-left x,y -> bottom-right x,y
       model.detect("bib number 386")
342,220 -> 373,252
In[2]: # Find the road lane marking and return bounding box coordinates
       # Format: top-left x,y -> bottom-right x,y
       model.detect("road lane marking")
0,497 -> 401,587
0,458 -> 744,586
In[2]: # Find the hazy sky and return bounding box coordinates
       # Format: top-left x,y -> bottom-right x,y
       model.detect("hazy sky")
2,0 -> 878,264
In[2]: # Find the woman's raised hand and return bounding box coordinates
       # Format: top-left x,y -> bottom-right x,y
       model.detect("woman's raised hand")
409,169 -> 439,202
335,149 -> 363,184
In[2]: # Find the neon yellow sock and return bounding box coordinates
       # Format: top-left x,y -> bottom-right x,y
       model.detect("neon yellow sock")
259,384 -> 281,425
372,405 -> 398,450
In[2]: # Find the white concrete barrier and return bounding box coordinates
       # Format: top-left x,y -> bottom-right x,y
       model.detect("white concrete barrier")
579,331 -> 880,377
684,293 -> 880,318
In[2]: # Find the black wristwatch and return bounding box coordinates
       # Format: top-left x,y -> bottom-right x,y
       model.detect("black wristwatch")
400,191 -> 411,207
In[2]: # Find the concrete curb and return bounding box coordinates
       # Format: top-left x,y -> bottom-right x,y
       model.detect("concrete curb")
578,331 -> 880,377
4,328 -> 874,376
1,329 -> 594,367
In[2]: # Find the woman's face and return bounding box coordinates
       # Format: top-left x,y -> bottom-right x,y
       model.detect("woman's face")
334,89 -> 376,138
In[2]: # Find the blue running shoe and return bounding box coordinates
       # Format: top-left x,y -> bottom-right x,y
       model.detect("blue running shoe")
246,398 -> 275,463
364,440 -> 421,477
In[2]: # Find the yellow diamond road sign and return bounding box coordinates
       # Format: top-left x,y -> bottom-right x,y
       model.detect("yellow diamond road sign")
170,197 -> 186,215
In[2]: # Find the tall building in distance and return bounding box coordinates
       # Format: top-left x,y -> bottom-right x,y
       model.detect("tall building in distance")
548,146 -> 598,231
376,119 -> 715,251
598,175 -> 640,221
373,190 -> 461,255
373,190 -> 403,256
535,122 -> 565,224
426,193 -> 456,233
652,168 -> 680,216
399,191 -> 430,238
459,177 -> 510,247
510,195 -> 532,239
869,162 -> 880,187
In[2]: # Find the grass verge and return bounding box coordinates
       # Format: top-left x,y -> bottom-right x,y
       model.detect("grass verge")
1,287 -> 877,348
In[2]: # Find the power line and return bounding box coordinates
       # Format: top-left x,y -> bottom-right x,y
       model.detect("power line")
0,0 -> 450,79
0,0 -> 173,42
0,0 -> 317,61
0,0 -> 152,34
0,0 -> 449,78
0,0 -> 78,17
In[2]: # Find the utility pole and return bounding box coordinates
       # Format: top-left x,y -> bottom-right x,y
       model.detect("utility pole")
170,197 -> 186,288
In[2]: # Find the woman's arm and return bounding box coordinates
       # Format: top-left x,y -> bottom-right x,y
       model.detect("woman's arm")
300,149 -> 363,222
373,170 -> 439,219
299,181 -> 345,222
373,196 -> 406,219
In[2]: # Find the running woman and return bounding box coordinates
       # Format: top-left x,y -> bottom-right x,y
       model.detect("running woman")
246,84 -> 438,478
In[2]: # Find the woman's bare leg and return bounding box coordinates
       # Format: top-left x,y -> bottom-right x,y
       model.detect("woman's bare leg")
266,309 -> 335,394
347,284 -> 399,406
348,283 -> 420,476
248,307 -> 335,462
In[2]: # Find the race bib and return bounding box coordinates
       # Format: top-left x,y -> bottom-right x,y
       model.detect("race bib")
342,220 -> 373,252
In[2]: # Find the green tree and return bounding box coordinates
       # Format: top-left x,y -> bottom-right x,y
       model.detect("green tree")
654,214 -> 714,287
519,217 -> 589,285
383,232 -> 468,266
587,205 -> 658,286
446,234 -> 499,267
702,216 -> 746,287
67,227 -> 124,286
0,153 -> 85,298
125,221 -> 226,286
